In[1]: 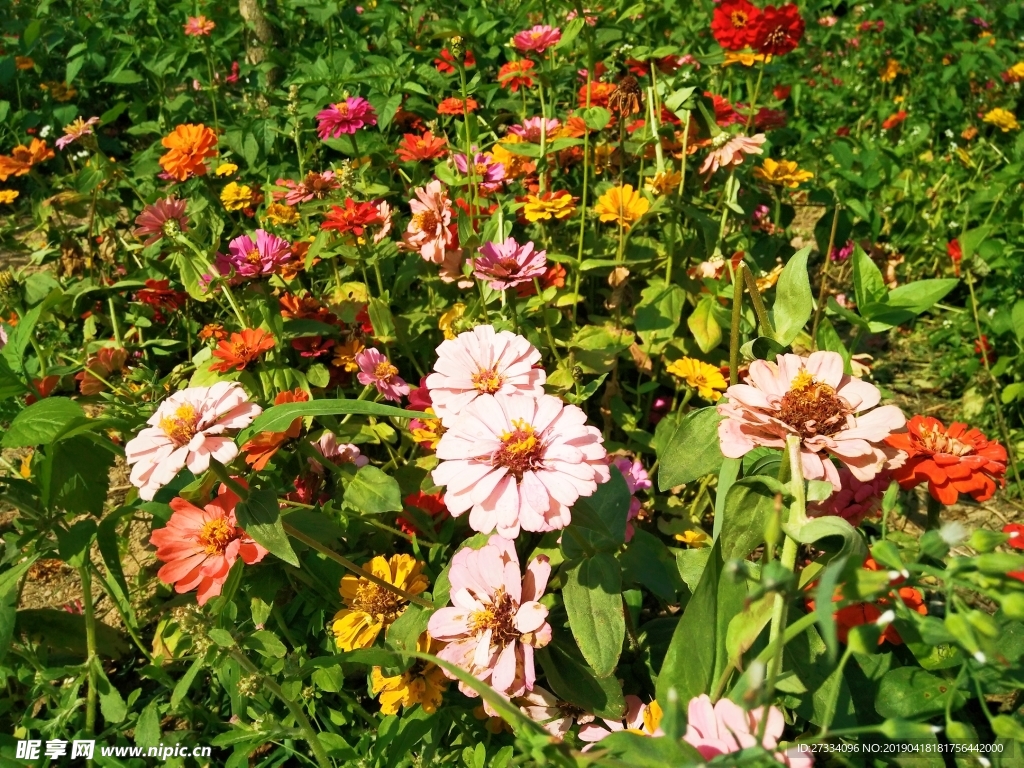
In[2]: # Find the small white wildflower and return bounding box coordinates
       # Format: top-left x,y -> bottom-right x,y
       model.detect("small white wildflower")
39,124 -> 52,138
875,610 -> 896,626
945,129 -> 954,138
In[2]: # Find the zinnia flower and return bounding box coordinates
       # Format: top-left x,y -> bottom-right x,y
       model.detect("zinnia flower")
210,329 -> 276,373
754,158 -> 813,188
134,197 -> 190,246
809,467 -> 891,526
983,108 -> 1020,132
667,357 -> 728,402
215,230 -> 291,279
307,432 -> 369,473
512,25 -> 562,54
432,392 -> 609,537
77,347 -> 128,396
425,325 -> 546,424
125,382 -> 262,500
700,133 -> 766,176
522,191 -> 576,222
371,633 -> 449,714
55,116 -> 99,150
403,180 -> 456,265
579,696 -> 663,749
183,15 -> 216,36
594,184 -> 650,229
332,554 -> 428,650
712,0 -> 761,50
264,202 -> 299,226
578,81 -> 617,109
884,416 -> 1007,505
498,60 -> 536,92
0,139 -> 55,181
150,483 -> 268,605
717,351 -> 906,490
136,279 -> 187,323
682,694 -> 811,767
881,111 -> 908,130
241,389 -> 308,471
220,182 -> 255,211
507,117 -> 561,143
454,151 -> 506,192
0,190 -> 18,204
321,198 -> 382,236
437,97 -> 478,116
613,457 -> 651,541
396,131 -> 448,162
159,124 -> 218,181
397,490 -> 449,535
356,348 -> 410,402
316,97 -> 377,139
280,170 -> 341,205
332,338 -> 365,372
434,48 -> 475,74
608,76 -> 643,117
215,162 -> 238,177
646,170 -> 682,196
751,4 -> 805,56
428,535 -> 552,700
473,237 -> 547,291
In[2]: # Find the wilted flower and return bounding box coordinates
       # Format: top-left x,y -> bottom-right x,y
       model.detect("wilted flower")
77,347 -> 128,396
608,75 -> 643,116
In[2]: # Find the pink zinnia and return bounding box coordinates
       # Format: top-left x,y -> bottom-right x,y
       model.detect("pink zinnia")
717,351 -> 906,490
316,97 -> 377,139
133,196 -> 189,246
432,392 -> 610,538
55,116 -> 99,150
579,695 -> 663,749
809,467 -> 891,526
453,151 -> 506,193
699,133 -> 766,176
612,457 -> 651,541
183,15 -> 216,36
355,348 -> 410,402
277,170 -> 341,205
125,382 -> 262,501
507,117 -> 561,143
307,433 -> 369,473
683,694 -> 812,768
402,180 -> 457,265
513,25 -> 562,54
473,237 -> 547,291
150,483 -> 268,605
425,325 -> 546,424
428,534 -> 552,701
215,229 -> 292,279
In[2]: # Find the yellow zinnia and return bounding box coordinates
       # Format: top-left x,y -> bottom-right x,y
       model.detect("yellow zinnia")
522,191 -> 576,222
753,158 -> 814,189
489,136 -> 533,179
331,554 -> 428,652
438,303 -> 466,340
1006,62 -> 1024,82
264,202 -> 299,226
220,182 -> 254,211
215,162 -> 238,177
370,633 -> 449,715
410,408 -> 444,451
666,357 -> 727,402
0,190 -> 19,204
594,184 -> 649,229
879,58 -> 902,83
332,338 -> 365,372
645,170 -> 682,196
674,529 -> 711,547
983,108 -> 1020,133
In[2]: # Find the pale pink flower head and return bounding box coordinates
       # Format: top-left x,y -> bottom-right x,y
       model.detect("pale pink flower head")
517,686 -> 594,739
134,196 -> 190,246
373,200 -> 393,244
507,117 -> 561,143
612,457 -> 651,541
184,15 -> 216,36
513,25 -> 562,54
150,483 -> 268,605
809,467 -> 891,526
279,170 -> 340,205
125,382 -> 262,501
717,351 -> 906,491
216,229 -> 292,279
473,236 -> 547,291
683,694 -> 813,768
699,133 -> 766,177
316,97 -> 377,139
432,392 -> 610,538
403,180 -> 457,265
425,325 -> 546,424
579,695 -> 663,749
453,151 -> 506,192
356,348 -> 410,402
818,15 -> 839,26
428,535 -> 552,699
56,116 -> 99,150
566,8 -> 598,26
307,433 -> 370,473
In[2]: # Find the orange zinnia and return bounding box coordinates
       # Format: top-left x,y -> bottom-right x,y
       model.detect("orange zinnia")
242,389 -> 308,470
0,139 -> 55,181
498,60 -> 536,92
437,97 -> 478,116
159,123 -> 218,181
578,81 -> 617,109
396,131 -> 448,162
210,328 -> 276,373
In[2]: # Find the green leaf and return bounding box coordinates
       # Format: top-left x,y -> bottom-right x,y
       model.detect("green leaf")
235,488 -> 300,567
94,662 -> 127,724
344,465 -> 402,514
536,642 -> 626,720
687,294 -> 722,353
16,609 -> 129,660
0,559 -> 36,663
171,656 -> 205,708
563,554 -> 625,677
815,317 -> 851,372
568,469 -> 630,546
248,399 -> 421,435
597,731 -> 705,766
958,225 -> 990,261
2,398 -> 86,448
883,279 -> 958,314
582,106 -> 611,131
41,435 -> 115,515
242,629 -> 288,658
134,700 -> 162,748
852,245 -> 886,310
2,289 -> 59,372
385,603 -> 431,673
634,280 -> 686,355
719,478 -> 776,561
620,530 -> 683,602
0,355 -> 26,402
874,667 -> 965,719
657,541 -> 745,706
783,515 -> 866,566
103,69 -> 144,84
814,555 -> 849,662
367,297 -> 397,343
1012,300 -> 1024,343
654,407 -> 724,490
569,325 -> 633,374
725,595 -> 774,668
56,520 -> 97,567
773,246 -> 813,345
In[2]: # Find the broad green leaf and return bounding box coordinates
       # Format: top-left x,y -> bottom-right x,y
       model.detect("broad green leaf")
385,603 -> 431,674
15,609 -> 130,659
171,656 -> 205,708
368,296 -> 397,343
874,667 -> 965,719
958,225 -> 990,261
719,478 -> 776,561
852,245 -> 886,310
56,519 -> 97,567
687,294 -> 722,353
815,317 -> 851,372
814,555 -> 849,662
567,469 -> 630,545
773,246 -> 813,345
725,594 -> 774,667
783,515 -> 866,566
248,399 -> 421,435
781,622 -> 856,728
0,559 -> 36,663
569,325 -> 633,374
103,69 -> 144,84
563,554 -> 625,677
1012,300 -> 1024,343
0,356 -> 26,402
235,488 -> 300,567
134,701 -> 162,748
884,279 -> 958,314
94,662 -> 127,723
2,397 -> 85,448
243,629 -> 288,658
536,642 -> 626,720
620,530 -> 684,602
654,407 -> 724,491
597,731 -> 705,766
634,280 -> 686,355
344,465 -> 402,514
41,434 -> 115,515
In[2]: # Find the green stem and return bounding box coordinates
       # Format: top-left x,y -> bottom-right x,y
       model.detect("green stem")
742,266 -> 777,341
506,289 -> 520,333
729,263 -> 744,386
175,234 -> 247,328
108,296 -> 123,348
79,563 -> 98,765
926,493 -> 942,531
533,278 -> 563,364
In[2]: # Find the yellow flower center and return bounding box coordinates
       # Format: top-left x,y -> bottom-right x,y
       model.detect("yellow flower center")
159,404 -> 199,447
495,419 -> 542,479
472,366 -> 505,393
411,210 -> 439,232
246,247 -> 262,264
375,361 -> 399,381
778,369 -> 848,438
471,590 -> 521,645
730,10 -> 749,26
198,517 -> 236,555
336,102 -> 350,116
918,426 -> 974,457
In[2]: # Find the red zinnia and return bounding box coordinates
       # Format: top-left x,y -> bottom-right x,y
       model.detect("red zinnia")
773,85 -> 792,100
397,491 -> 450,536
434,48 -> 475,74
396,131 -> 448,162
211,329 -> 276,373
947,239 -> 963,277
498,60 -> 536,92
712,0 -> 761,51
137,279 -> 188,323
321,198 -> 382,236
751,4 -> 805,56
1004,523 -> 1024,550
437,97 -> 478,116
885,416 -> 1008,505
26,374 -> 61,405
882,110 -> 908,130
291,336 -> 336,359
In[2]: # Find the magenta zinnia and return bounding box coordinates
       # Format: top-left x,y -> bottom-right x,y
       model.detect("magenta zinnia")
316,97 -> 377,139
133,197 -> 190,246
473,236 -> 547,291
215,229 -> 292,279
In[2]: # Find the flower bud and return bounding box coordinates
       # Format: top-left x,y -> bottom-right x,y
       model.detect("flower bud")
968,529 -> 1009,553
998,592 -> 1024,621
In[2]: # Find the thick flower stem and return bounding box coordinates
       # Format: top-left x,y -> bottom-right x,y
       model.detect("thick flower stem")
282,522 -> 433,608
742,266 -> 777,341
926,493 -> 942,531
228,648 -> 332,768
729,262 -> 744,386
78,563 -> 98,765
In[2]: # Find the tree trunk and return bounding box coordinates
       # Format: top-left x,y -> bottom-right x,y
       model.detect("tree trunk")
238,0 -> 278,82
